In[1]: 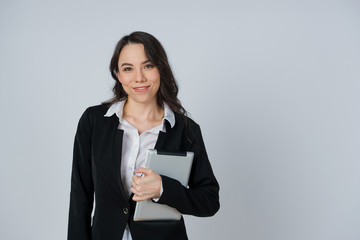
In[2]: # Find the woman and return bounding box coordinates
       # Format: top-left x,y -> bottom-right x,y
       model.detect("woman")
68,31 -> 220,240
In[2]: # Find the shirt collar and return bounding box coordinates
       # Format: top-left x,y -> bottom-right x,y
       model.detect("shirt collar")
104,100 -> 175,128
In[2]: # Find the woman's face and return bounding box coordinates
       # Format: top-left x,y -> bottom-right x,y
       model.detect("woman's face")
117,43 -> 160,105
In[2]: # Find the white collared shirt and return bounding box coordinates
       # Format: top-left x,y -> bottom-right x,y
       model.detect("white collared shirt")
104,100 -> 175,240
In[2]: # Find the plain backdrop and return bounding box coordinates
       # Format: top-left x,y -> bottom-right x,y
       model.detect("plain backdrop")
0,0 -> 359,239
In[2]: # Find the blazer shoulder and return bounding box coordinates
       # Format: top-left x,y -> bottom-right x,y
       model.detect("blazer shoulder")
77,104 -> 110,128
82,104 -> 109,118
173,112 -> 201,132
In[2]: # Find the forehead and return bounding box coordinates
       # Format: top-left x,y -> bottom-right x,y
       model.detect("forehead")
118,43 -> 148,64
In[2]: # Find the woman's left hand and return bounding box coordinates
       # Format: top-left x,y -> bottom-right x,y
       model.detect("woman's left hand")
130,167 -> 162,201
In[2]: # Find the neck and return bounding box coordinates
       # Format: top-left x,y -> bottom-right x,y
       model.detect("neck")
123,98 -> 163,121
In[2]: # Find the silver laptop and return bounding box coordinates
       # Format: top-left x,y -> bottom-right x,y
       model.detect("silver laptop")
133,149 -> 194,221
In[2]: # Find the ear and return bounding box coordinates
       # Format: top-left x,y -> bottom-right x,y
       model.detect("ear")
116,72 -> 121,83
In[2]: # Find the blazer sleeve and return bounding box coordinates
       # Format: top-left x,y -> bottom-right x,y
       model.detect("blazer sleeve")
157,123 -> 220,217
68,108 -> 94,240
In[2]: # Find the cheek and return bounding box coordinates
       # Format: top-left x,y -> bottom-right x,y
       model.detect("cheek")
151,71 -> 161,85
118,74 -> 130,87
152,76 -> 161,92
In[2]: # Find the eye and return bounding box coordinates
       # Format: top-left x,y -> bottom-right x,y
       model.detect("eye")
123,67 -> 132,71
144,64 -> 154,69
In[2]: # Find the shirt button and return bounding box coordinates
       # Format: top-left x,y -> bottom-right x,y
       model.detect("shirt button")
123,208 -> 129,215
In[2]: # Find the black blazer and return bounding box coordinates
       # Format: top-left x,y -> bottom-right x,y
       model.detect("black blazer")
67,104 -> 220,240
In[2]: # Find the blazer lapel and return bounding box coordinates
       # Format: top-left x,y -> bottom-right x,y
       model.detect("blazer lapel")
155,119 -> 175,151
110,115 -> 128,200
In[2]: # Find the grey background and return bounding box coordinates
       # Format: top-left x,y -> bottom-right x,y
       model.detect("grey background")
0,0 -> 359,239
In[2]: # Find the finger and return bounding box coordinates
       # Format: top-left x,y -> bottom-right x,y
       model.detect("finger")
132,194 -> 151,202
132,175 -> 142,184
132,194 -> 143,202
133,174 -> 143,180
130,180 -> 137,188
134,167 -> 153,175
130,187 -> 140,196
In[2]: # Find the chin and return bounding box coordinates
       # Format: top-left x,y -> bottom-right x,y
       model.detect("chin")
129,95 -> 157,105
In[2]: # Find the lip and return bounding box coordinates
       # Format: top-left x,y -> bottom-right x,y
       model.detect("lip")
133,85 -> 151,92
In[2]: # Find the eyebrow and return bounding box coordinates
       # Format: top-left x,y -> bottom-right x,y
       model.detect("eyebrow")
120,59 -> 151,67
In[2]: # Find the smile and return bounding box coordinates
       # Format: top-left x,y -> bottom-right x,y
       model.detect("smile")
133,85 -> 150,92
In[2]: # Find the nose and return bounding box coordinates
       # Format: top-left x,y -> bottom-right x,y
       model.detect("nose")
135,69 -> 146,83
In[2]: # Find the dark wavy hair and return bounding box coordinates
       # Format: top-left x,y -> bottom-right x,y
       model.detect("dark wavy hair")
103,31 -> 186,116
